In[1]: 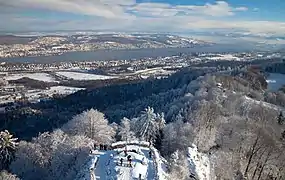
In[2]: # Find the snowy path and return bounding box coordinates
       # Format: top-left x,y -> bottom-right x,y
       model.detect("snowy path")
117,166 -> 131,180
141,149 -> 156,180
94,151 -> 115,180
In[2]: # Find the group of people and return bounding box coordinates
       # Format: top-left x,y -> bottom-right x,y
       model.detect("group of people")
118,148 -> 152,167
92,143 -> 111,151
118,156 -> 132,167
96,143 -> 111,150
118,152 -> 133,167
89,143 -> 111,154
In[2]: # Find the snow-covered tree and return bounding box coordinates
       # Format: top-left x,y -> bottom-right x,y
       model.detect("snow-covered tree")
156,113 -> 166,130
0,170 -> 19,180
62,109 -> 115,144
133,107 -> 160,143
0,130 -> 18,170
48,135 -> 90,180
154,112 -> 166,149
10,131 -> 91,180
10,141 -> 49,180
162,119 -> 194,156
118,117 -> 136,142
0,78 -> 8,87
168,151 -> 190,180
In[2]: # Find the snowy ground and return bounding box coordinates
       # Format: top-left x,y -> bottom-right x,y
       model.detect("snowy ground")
243,95 -> 281,111
56,71 -> 117,81
207,54 -> 241,61
77,142 -> 168,180
266,73 -> 285,91
25,86 -> 85,102
4,72 -> 58,82
47,86 -> 85,95
126,67 -> 175,76
93,146 -> 154,180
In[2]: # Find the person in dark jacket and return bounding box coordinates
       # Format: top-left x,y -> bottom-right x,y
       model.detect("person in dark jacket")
120,158 -> 123,166
128,157 -> 132,167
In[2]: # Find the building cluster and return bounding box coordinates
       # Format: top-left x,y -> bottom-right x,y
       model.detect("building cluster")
0,50 -> 276,112
0,52 -> 260,72
0,35 -> 200,58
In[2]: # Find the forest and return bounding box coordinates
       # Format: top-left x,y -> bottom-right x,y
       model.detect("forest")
1,59 -> 285,179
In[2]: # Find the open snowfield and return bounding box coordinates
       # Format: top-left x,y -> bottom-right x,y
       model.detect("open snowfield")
208,54 -> 241,61
56,71 -> 117,81
266,73 -> 285,91
133,67 -> 175,75
26,86 -> 85,102
47,86 -> 85,95
4,72 -> 58,82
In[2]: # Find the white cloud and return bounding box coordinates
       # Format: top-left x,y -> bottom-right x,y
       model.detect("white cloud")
176,1 -> 242,17
127,1 -> 248,17
0,0 -> 133,19
101,0 -> 136,6
235,7 -> 248,11
0,0 -> 284,44
1,0 -> 247,18
129,3 -> 177,17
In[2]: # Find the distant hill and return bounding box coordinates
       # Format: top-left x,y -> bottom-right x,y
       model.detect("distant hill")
0,35 -> 36,45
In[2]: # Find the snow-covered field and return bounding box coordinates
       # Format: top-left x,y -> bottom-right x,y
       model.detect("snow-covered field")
135,68 -> 174,75
207,54 -> 241,61
120,67 -> 175,79
56,71 -> 117,81
266,73 -> 285,91
26,86 -> 85,102
47,86 -> 85,95
4,73 -> 58,82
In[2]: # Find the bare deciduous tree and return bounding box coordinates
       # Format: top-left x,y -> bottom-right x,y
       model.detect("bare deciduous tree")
118,117 -> 136,142
162,118 -> 193,157
62,108 -> 115,144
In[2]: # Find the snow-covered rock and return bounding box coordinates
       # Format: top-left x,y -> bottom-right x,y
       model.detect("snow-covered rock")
187,144 -> 211,180
150,146 -> 169,180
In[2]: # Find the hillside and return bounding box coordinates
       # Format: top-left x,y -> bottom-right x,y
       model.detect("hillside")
1,60 -> 285,180
76,141 -> 167,180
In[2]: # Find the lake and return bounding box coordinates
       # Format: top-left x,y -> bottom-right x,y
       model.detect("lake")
0,44 -> 253,63
266,73 -> 285,91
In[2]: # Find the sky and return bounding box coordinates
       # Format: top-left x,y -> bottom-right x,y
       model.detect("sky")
1,0 -> 285,44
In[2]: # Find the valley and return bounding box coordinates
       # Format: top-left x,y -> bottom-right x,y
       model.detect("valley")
1,33 -> 285,180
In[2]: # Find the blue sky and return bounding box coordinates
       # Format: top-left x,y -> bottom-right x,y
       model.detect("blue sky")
1,0 -> 285,44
